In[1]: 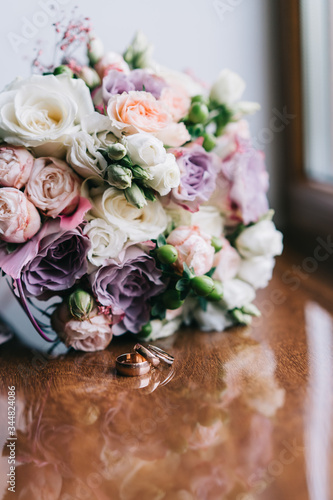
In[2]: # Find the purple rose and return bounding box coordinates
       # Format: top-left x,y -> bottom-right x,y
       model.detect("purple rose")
91,246 -> 166,334
170,146 -> 218,212
102,69 -> 166,104
214,140 -> 269,225
21,221 -> 91,298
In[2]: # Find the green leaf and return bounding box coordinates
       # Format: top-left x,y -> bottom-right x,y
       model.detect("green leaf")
198,297 -> 208,312
157,234 -> 167,248
205,267 -> 216,278
182,262 -> 193,279
176,278 -> 190,292
151,302 -> 166,320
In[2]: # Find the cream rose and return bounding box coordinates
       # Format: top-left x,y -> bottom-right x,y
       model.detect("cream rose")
237,256 -> 275,289
0,188 -> 41,243
166,225 -> 215,276
160,86 -> 191,121
0,74 -> 94,151
84,218 -> 127,266
154,122 -> 191,148
0,144 -> 34,189
146,153 -> 180,196
123,133 -> 166,167
86,182 -> 168,243
81,112 -> 117,149
66,131 -> 108,178
52,303 -> 113,352
25,157 -> 81,218
236,220 -> 283,259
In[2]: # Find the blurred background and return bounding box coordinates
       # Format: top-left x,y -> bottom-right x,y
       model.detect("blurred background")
0,0 -> 331,345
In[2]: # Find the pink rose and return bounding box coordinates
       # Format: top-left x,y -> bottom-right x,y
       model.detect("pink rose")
95,51 -> 129,79
167,225 -> 215,276
160,86 -> 191,122
107,91 -> 190,147
52,303 -> 113,352
0,187 -> 41,243
0,144 -> 34,189
26,157 -> 81,218
213,237 -> 241,282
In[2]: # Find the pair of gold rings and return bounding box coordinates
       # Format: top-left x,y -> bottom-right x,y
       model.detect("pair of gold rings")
116,343 -> 174,377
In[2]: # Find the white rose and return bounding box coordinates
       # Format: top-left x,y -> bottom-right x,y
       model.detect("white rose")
183,298 -> 232,332
146,153 -> 180,196
84,218 -> 127,266
233,100 -> 261,119
210,69 -> 246,106
66,131 -> 107,178
152,64 -> 205,97
81,112 -> 117,149
142,317 -> 182,341
191,206 -> 224,237
123,133 -> 166,167
236,220 -> 283,259
86,183 -> 168,243
0,74 -> 94,151
220,279 -> 256,310
237,256 -> 275,289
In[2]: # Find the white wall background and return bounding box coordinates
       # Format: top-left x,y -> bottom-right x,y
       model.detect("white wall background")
0,0 -> 284,345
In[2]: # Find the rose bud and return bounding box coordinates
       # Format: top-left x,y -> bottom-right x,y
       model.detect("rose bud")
106,164 -> 132,189
53,65 -> 74,77
88,35 -> 104,65
0,145 -> 34,189
211,236 -> 223,253
68,289 -> 94,321
191,275 -> 215,297
156,245 -> 178,265
206,280 -> 224,302
78,66 -> 101,89
107,143 -> 127,161
188,102 -> 209,124
131,164 -> 152,181
162,290 -> 184,310
124,183 -> 147,209
0,188 -> 41,243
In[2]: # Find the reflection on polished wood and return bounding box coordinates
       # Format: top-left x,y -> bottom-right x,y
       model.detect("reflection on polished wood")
0,248 -> 333,500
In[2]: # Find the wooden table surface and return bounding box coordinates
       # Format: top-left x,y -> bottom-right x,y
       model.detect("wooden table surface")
0,248 -> 333,500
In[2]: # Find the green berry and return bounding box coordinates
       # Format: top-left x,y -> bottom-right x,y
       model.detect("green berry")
140,322 -> 153,337
156,245 -> 178,265
189,102 -> 209,124
191,275 -> 215,297
206,281 -> 223,302
203,133 -> 216,152
191,95 -> 209,105
162,290 -> 184,310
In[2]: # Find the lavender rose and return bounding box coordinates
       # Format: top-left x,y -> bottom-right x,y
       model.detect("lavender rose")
91,246 -> 166,334
170,146 -> 218,212
102,69 -> 166,104
212,139 -> 269,225
21,221 -> 91,298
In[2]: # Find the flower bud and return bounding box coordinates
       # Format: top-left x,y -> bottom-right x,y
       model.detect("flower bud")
156,245 -> 178,265
162,290 -> 184,310
241,304 -> 261,317
231,309 -> 252,325
88,36 -> 104,65
78,66 -> 101,89
124,183 -> 147,209
211,236 -> 223,253
53,65 -> 73,78
203,133 -> 217,152
206,281 -> 223,302
106,164 -> 132,189
191,95 -> 209,105
131,164 -> 152,181
107,143 -> 127,161
68,289 -> 94,321
189,102 -> 209,124
191,275 -> 215,297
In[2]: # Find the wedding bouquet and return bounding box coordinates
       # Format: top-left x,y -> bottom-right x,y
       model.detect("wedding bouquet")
0,17 -> 283,351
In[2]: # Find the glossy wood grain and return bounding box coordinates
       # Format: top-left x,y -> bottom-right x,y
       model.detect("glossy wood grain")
0,248 -> 333,500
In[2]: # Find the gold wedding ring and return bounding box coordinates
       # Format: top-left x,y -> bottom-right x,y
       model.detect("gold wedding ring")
116,353 -> 150,377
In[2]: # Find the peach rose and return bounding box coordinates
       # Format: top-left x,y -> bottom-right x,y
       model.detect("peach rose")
213,237 -> 241,282
160,86 -> 191,122
52,303 -> 113,352
0,187 -> 41,243
26,157 -> 81,218
95,51 -> 129,79
167,225 -> 215,276
0,144 -> 34,189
